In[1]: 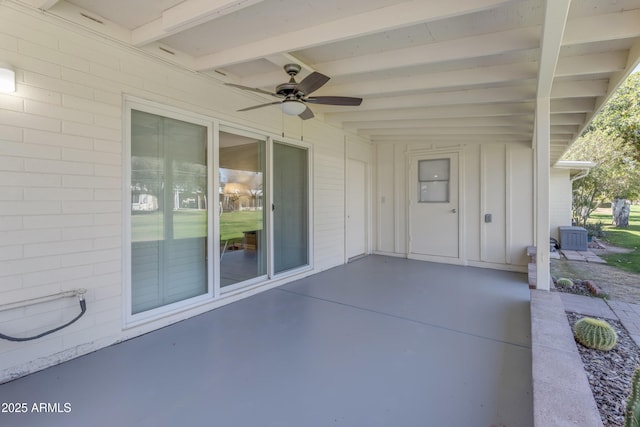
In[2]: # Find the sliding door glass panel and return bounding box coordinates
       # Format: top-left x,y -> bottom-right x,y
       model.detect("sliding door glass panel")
219,131 -> 266,287
130,110 -> 208,314
273,142 -> 309,274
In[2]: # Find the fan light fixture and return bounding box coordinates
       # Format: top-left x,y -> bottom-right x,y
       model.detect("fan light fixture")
280,100 -> 306,116
0,62 -> 15,93
227,64 -> 362,120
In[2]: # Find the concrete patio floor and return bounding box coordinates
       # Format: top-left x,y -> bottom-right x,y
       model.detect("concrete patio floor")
0,255 -> 533,427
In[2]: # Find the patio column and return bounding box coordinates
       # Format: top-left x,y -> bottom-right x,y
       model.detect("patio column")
535,0 -> 571,290
535,98 -> 551,290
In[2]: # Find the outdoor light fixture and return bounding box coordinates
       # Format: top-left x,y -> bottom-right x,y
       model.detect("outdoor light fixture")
280,100 -> 306,116
0,62 -> 16,93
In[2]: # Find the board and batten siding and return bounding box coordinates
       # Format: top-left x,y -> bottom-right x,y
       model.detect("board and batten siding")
374,142 -> 534,270
0,4 -> 370,382
550,168 -> 572,240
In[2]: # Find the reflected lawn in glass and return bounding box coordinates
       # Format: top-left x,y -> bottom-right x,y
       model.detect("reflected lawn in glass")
131,210 -> 263,242
220,210 -> 263,242
132,210 -> 207,242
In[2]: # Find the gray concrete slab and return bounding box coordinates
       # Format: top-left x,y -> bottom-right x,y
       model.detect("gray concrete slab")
559,250 -> 606,264
530,290 -> 603,427
0,256 -> 533,427
561,250 -> 587,261
608,300 -> 640,347
559,292 -> 616,319
282,256 -> 532,347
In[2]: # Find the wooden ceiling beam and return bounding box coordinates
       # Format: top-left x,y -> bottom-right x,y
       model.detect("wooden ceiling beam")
132,0 -> 264,46
195,0 -> 514,70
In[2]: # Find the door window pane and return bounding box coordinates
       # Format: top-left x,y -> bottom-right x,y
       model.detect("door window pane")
130,110 -> 208,314
418,159 -> 450,203
273,143 -> 308,273
219,131 -> 266,287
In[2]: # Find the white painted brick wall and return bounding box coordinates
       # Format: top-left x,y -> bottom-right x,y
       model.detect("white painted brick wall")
24,129 -> 93,150
311,125 -> 346,270
0,3 -> 370,383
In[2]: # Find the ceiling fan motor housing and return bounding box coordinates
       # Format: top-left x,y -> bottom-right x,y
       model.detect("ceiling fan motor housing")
283,63 -> 301,76
275,82 -> 301,98
277,64 -> 304,98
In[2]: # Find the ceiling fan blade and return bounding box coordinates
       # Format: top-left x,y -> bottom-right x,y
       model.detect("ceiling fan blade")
296,71 -> 330,95
298,106 -> 315,120
225,83 -> 278,97
238,101 -> 281,112
306,96 -> 363,106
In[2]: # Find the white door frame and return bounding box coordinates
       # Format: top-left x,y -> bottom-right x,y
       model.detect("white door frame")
346,157 -> 369,260
406,148 -> 466,265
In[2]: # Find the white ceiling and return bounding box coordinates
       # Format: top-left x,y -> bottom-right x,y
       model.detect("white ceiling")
25,0 -> 640,164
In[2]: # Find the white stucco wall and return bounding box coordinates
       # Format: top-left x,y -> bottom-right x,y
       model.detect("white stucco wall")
0,4 -> 372,382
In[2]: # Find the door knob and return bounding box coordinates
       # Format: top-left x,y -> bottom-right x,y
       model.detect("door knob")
451,208 -> 457,213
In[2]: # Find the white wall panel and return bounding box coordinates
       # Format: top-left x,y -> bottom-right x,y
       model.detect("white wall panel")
310,124 -> 348,271
509,146 -> 534,265
481,145 -> 507,264
550,168 -> 571,239
374,141 -> 534,271
375,144 -> 395,254
0,4 -> 369,382
464,145 -> 481,262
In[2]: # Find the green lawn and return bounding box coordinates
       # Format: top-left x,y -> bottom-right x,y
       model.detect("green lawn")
219,210 -> 263,241
589,205 -> 640,273
132,209 -> 263,243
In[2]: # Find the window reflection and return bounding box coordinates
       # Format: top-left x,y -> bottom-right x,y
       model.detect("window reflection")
130,109 -> 208,313
219,131 -> 266,287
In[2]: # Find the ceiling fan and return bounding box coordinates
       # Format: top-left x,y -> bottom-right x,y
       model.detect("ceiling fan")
225,63 -> 362,120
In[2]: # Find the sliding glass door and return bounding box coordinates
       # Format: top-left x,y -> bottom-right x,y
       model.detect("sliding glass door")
130,109 -> 209,314
219,130 -> 267,287
273,142 -> 309,274
127,100 -> 311,322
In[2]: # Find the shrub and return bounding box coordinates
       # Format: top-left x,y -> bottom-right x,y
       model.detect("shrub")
585,221 -> 606,238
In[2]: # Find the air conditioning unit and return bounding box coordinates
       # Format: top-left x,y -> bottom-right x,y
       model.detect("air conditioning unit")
559,226 -> 588,251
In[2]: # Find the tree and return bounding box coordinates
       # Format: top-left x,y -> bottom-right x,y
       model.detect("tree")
566,71 -> 640,227
563,130 -> 640,226
586,72 -> 640,160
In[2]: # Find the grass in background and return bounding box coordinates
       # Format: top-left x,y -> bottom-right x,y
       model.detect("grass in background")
220,210 -> 263,241
589,205 -> 640,273
132,209 -> 263,243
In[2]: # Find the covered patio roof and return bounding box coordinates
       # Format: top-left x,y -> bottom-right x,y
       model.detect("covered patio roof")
0,256 -> 533,426
19,0 -> 640,165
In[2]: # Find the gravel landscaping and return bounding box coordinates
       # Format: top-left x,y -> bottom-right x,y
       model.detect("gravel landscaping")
551,273 -> 640,426
553,278 -> 597,297
539,244 -> 640,426
566,312 -> 640,427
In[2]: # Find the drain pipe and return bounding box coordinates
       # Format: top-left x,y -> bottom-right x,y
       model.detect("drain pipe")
570,168 -> 591,183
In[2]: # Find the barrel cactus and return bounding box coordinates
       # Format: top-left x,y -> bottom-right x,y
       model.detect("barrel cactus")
556,278 -> 574,288
625,368 -> 640,427
573,317 -> 618,351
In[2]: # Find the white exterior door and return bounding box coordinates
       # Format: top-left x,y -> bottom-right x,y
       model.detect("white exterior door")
347,158 -> 367,259
409,152 -> 459,260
